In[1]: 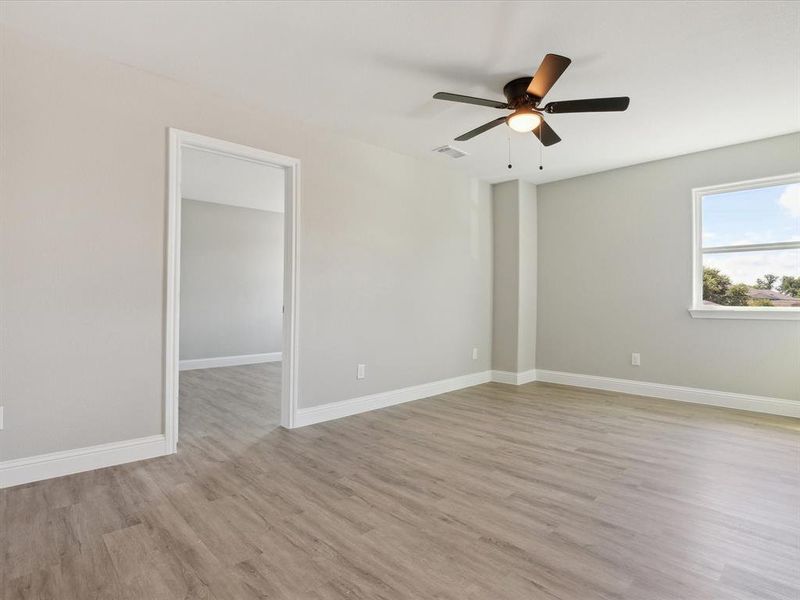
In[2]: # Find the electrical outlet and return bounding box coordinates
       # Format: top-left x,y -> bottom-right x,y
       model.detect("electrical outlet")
631,353 -> 641,366
357,364 -> 366,380
472,347 -> 478,360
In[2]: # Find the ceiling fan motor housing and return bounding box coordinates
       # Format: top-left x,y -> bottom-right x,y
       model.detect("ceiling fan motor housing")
503,77 -> 538,109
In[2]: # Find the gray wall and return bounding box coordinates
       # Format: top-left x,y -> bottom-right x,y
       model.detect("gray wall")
180,200 -> 283,360
517,181 -> 537,373
491,181 -> 520,372
0,28 -> 493,461
537,133 -> 800,401
491,180 -> 538,373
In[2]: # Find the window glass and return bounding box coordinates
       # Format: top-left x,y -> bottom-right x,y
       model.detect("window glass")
702,249 -> 800,307
702,183 -> 800,247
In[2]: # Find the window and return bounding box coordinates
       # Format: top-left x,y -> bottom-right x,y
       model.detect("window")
690,173 -> 800,320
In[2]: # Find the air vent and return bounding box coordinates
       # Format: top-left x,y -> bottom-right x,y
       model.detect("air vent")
432,145 -> 469,159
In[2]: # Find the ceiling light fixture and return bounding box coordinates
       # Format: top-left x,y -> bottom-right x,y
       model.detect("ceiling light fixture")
433,53 -> 630,146
506,107 -> 542,133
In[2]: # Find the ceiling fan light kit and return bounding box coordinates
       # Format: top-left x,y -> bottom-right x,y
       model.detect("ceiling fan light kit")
433,53 -> 630,148
507,107 -> 542,132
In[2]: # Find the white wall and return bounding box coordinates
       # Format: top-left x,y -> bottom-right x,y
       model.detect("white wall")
179,200 -> 283,361
0,28 -> 493,461
536,133 -> 800,401
181,147 -> 285,212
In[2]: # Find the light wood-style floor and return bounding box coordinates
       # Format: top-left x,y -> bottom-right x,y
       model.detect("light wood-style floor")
2,364 -> 799,599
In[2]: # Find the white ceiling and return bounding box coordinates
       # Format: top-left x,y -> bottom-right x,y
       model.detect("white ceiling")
181,148 -> 285,213
2,1 -> 798,183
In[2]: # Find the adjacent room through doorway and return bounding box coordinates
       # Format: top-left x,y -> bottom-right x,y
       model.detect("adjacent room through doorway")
177,143 -> 286,444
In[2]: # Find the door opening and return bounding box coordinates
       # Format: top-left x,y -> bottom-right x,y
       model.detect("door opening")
165,129 -> 301,452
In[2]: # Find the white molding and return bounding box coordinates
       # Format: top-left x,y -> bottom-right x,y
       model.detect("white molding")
688,307 -> 799,321
281,147 -> 302,429
490,370 -> 519,384
179,352 -> 282,371
166,128 -> 302,447
491,369 -> 538,385
691,172 -> 800,198
0,435 -> 168,489
166,129 -> 181,454
536,370 -> 800,418
294,371 -> 492,427
701,241 -> 800,254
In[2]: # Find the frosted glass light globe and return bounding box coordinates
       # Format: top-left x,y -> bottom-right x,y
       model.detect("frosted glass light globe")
507,109 -> 542,132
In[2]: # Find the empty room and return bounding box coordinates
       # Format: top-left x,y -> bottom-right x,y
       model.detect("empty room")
0,2 -> 798,599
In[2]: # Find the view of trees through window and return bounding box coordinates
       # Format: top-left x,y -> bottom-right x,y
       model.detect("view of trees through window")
700,179 -> 800,308
703,267 -> 800,306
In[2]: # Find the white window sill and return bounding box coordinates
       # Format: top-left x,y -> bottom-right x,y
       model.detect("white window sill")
689,307 -> 800,321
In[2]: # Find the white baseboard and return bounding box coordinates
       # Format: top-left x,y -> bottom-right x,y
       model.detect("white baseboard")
491,369 -> 538,385
179,352 -> 282,371
7,369 -> 790,489
0,434 -> 169,489
294,370 -> 492,427
535,370 -> 800,418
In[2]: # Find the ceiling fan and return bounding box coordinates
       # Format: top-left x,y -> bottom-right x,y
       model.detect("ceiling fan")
433,54 -> 630,146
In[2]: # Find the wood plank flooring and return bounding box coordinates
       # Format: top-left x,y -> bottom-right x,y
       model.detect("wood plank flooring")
2,364 -> 799,599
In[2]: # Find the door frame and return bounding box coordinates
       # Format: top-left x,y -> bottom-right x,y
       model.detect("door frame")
165,128 -> 301,452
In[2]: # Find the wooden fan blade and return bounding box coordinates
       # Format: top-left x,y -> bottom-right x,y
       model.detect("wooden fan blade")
455,117 -> 507,141
544,97 -> 630,113
527,54 -> 572,100
532,118 -> 561,146
433,92 -> 508,109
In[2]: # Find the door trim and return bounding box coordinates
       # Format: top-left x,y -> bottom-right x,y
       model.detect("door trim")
165,128 -> 301,453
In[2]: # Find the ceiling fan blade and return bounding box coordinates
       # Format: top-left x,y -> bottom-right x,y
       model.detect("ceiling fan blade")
527,54 -> 572,100
544,97 -> 630,113
532,118 -> 561,146
455,117 -> 507,141
433,92 -> 508,109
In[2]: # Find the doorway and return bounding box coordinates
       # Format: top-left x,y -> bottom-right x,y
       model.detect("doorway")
165,129 -> 300,453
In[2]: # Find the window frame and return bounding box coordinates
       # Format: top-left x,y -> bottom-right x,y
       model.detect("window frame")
690,172 -> 800,321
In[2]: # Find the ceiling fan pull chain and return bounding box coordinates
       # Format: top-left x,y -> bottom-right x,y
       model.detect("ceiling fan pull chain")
507,132 -> 512,170
539,136 -> 543,171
